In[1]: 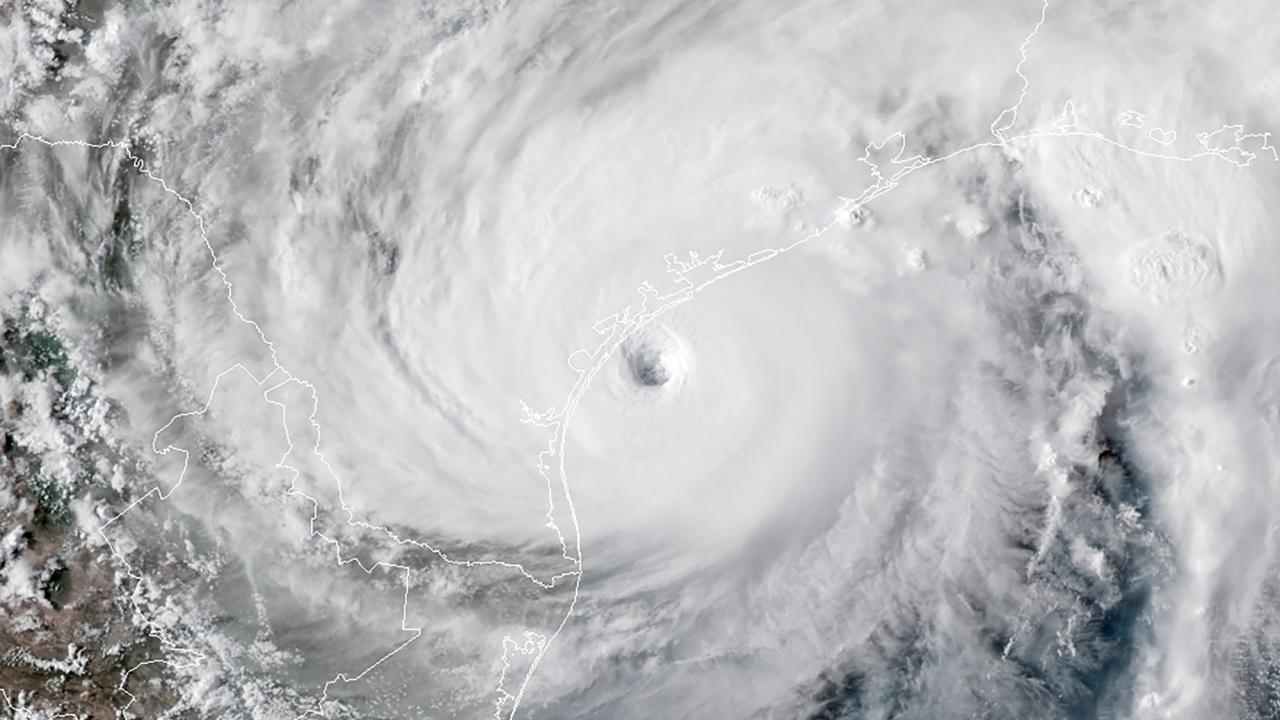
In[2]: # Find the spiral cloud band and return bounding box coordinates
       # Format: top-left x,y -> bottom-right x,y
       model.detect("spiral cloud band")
2,0 -> 1280,718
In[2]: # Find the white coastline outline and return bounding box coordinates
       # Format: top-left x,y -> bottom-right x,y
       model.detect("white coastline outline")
509,0 -> 1275,714
2,0 -> 1278,715
0,135 -> 579,718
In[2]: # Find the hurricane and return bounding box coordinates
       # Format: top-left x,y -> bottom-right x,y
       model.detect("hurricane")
3,0 -> 1280,718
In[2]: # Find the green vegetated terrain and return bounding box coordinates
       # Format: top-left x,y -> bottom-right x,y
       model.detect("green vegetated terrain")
0,305 -> 184,718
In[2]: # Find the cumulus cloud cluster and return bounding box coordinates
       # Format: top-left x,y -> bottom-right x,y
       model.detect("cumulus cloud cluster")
2,0 -> 1280,718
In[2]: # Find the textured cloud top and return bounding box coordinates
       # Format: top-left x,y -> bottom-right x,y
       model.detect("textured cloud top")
1,0 -> 1279,718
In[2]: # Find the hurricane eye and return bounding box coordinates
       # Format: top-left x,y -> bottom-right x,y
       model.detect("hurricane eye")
625,344 -> 670,387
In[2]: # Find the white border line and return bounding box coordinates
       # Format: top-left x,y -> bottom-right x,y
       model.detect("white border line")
3,0 -> 1277,714
1,134 -> 579,718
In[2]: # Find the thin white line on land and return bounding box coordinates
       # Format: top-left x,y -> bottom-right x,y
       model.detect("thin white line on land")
0,133 -> 579,718
5,0 -> 1278,714
524,3 -> 1274,713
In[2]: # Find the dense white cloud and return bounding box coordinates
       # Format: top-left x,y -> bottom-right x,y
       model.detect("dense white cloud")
2,0 -> 1280,717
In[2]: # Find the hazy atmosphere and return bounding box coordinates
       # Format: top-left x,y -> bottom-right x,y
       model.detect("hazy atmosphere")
3,0 -> 1280,718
